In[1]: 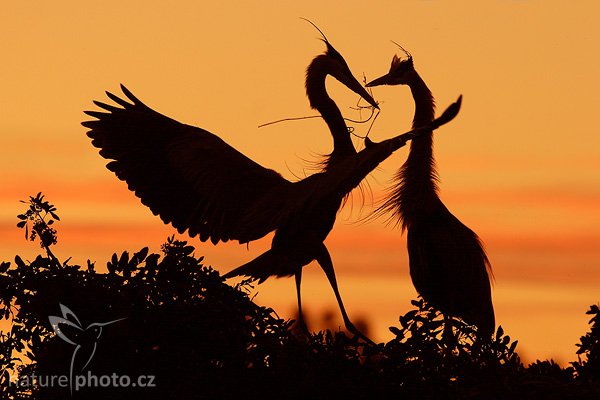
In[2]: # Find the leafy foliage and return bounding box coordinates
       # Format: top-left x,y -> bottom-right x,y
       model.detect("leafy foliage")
1,194 -> 599,399
573,304 -> 600,380
16,193 -> 60,266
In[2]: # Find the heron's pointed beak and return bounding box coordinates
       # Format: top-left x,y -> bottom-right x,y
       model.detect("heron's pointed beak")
346,77 -> 379,109
366,73 -> 392,88
334,67 -> 380,109
358,85 -> 379,109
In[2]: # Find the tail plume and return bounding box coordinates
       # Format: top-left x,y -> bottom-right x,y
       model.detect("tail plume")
223,250 -> 294,283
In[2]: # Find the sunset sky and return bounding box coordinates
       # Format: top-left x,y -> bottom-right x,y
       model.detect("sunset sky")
1,1 -> 599,364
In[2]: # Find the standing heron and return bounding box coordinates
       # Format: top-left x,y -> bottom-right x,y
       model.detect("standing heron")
366,47 -> 495,337
224,32 -> 381,335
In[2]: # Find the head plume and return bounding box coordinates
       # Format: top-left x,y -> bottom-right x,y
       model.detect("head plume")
389,40 -> 413,71
300,17 -> 329,43
300,17 -> 347,66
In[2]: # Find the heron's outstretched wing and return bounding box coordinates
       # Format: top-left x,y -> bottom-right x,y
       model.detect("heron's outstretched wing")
83,85 -> 292,244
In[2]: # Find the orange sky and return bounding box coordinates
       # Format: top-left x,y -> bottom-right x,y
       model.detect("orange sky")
1,1 -> 599,364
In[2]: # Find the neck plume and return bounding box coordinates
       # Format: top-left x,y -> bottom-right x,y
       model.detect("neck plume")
305,56 -> 356,168
376,70 -> 439,230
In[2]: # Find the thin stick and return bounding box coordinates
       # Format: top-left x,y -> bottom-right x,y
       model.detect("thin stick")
258,115 -> 321,128
350,109 -> 380,140
258,110 -> 377,129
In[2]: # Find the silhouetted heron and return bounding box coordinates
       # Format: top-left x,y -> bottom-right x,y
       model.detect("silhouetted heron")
366,46 -> 495,336
83,34 -> 379,341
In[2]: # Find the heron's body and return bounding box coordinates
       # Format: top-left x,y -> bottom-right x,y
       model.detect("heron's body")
367,52 -> 495,336
234,172 -> 344,281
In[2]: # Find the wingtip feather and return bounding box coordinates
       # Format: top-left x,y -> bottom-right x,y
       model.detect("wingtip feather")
93,100 -> 120,112
120,84 -> 142,105
105,90 -> 131,108
81,120 -> 98,128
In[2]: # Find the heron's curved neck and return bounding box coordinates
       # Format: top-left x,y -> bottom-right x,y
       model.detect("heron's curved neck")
400,71 -> 439,214
409,73 -> 436,128
306,57 -> 355,166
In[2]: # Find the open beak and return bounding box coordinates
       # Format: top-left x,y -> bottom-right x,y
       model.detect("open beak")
366,73 -> 392,88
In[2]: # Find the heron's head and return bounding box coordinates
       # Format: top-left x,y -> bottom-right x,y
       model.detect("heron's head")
302,17 -> 378,109
366,44 -> 415,87
321,41 -> 379,109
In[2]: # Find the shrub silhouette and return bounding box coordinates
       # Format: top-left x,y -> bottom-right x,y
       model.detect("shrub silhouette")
0,194 -> 598,399
573,304 -> 600,381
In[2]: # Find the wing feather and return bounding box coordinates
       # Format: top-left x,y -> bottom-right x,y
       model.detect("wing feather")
83,85 -> 292,244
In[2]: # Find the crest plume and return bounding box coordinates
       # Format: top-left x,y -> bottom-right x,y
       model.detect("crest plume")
299,17 -> 329,43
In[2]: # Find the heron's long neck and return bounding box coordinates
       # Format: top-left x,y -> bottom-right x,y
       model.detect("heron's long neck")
396,72 -> 439,225
306,60 -> 355,167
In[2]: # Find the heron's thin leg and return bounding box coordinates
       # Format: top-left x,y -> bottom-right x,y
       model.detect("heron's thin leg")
443,315 -> 452,336
315,244 -> 375,345
295,269 -> 309,334
442,314 -> 456,348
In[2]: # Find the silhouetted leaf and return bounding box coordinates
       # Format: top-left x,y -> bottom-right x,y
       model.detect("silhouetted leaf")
0,262 -> 9,273
14,256 -> 26,268
135,247 -> 149,262
389,326 -> 403,336
118,251 -> 129,267
496,325 -> 504,338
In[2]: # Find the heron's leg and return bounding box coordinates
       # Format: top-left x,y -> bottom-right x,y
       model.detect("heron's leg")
295,269 -> 309,334
442,314 -> 455,347
442,315 -> 462,362
442,314 -> 450,335
315,244 -> 375,345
